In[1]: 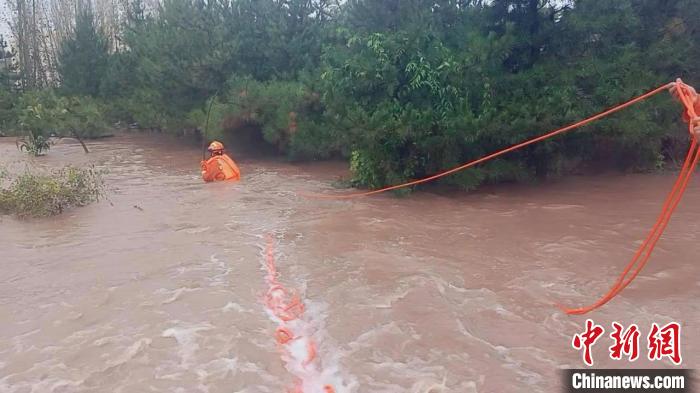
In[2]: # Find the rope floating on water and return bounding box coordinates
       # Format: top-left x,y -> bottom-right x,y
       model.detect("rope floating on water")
261,235 -> 336,393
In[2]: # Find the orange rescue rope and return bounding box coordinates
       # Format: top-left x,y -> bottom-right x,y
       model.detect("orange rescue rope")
301,79 -> 698,315
262,235 -> 336,393
300,82 -> 673,199
562,79 -> 699,314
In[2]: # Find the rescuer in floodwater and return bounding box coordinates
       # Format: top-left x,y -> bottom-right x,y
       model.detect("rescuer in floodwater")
201,141 -> 241,182
669,81 -> 700,139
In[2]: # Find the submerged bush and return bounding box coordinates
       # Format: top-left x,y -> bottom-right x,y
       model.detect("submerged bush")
0,166 -> 106,218
16,132 -> 53,156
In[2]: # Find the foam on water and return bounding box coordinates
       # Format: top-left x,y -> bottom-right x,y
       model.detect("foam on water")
162,324 -> 213,367
159,287 -> 201,304
104,338 -> 152,371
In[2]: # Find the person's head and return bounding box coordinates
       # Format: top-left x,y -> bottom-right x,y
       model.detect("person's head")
208,141 -> 225,156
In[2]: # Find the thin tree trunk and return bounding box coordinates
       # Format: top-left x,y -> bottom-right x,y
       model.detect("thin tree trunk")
72,130 -> 90,153
32,0 -> 39,87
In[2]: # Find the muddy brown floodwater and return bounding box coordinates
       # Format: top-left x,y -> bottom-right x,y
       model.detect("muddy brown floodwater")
0,134 -> 699,393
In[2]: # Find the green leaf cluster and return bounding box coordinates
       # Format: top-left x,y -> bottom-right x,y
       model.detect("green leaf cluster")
0,166 -> 106,218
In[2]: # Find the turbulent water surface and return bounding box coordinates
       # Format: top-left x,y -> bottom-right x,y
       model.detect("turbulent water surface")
1,134 -> 699,393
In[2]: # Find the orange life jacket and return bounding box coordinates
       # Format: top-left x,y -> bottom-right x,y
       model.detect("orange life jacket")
201,154 -> 241,182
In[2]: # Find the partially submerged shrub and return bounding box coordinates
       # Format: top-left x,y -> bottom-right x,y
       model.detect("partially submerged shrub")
16,132 -> 53,156
0,166 -> 105,218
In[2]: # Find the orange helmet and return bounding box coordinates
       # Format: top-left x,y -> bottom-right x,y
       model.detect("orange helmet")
207,141 -> 224,152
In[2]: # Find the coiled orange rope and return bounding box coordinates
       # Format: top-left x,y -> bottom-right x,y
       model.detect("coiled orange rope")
301,79 -> 698,315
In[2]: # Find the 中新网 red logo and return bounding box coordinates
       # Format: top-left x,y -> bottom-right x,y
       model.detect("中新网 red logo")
572,319 -> 681,366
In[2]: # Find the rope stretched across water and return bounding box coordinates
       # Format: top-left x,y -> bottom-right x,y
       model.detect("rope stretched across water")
301,79 -> 699,315
299,83 -> 674,199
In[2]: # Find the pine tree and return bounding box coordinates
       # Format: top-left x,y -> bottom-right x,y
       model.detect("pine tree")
58,2 -> 109,97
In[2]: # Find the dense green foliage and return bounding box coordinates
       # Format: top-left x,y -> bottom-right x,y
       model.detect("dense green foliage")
3,0 -> 700,190
58,2 -> 110,97
0,166 -> 105,218
12,90 -> 109,155
321,0 -> 699,189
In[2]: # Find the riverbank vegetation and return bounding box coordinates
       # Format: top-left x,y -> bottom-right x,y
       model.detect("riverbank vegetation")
1,0 -> 699,190
0,166 -> 105,218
